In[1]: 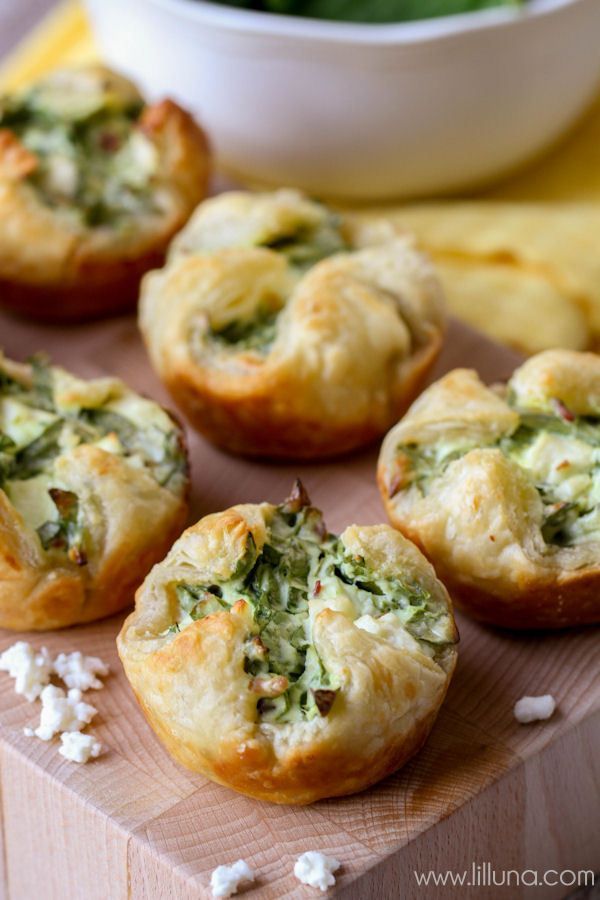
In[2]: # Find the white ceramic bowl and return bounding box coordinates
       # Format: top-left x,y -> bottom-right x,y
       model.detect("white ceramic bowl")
84,0 -> 600,200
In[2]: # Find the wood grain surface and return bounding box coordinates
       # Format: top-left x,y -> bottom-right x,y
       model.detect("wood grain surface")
0,310 -> 598,899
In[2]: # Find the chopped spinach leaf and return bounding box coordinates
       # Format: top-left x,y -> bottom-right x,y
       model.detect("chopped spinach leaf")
29,354 -> 55,411
396,397 -> 600,549
0,80 -> 154,227
168,481 -> 454,723
176,583 -> 230,619
261,213 -> 347,270
14,420 -> 63,480
37,487 -> 87,565
323,540 -> 446,646
0,369 -> 20,394
541,502 -> 580,546
209,307 -> 280,354
207,0 -> 521,24
0,434 -> 16,485
152,429 -> 189,490
0,357 -> 186,567
79,409 -> 137,445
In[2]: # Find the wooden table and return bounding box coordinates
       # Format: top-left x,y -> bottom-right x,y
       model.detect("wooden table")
0,311 -> 597,899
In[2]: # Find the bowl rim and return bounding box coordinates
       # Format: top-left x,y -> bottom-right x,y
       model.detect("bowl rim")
146,0 -> 587,44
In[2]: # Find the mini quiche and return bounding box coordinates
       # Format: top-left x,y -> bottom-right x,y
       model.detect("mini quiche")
0,65 -> 210,321
0,352 -> 189,630
378,349 -> 600,629
139,189 -> 446,459
117,482 -> 458,804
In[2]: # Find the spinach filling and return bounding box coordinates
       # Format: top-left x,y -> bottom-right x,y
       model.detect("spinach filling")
169,482 -> 452,724
208,306 -> 281,354
37,488 -> 87,566
0,357 -> 187,564
208,0 -> 521,25
0,85 -> 155,227
260,212 -> 348,271
397,400 -> 600,548
204,211 -> 347,356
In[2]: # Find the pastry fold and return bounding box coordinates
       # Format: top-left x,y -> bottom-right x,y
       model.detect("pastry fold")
118,484 -> 457,804
0,66 -> 210,320
378,350 -> 600,628
0,353 -> 189,629
140,190 -> 446,459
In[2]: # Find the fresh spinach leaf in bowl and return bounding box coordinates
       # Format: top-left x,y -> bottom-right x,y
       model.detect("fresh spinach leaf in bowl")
207,0 -> 522,24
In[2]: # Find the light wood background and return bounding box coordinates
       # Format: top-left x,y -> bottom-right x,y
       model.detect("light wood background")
0,311 -> 597,899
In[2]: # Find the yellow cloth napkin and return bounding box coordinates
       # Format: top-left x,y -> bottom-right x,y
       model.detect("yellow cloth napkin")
0,1 -> 96,90
2,0 -> 600,354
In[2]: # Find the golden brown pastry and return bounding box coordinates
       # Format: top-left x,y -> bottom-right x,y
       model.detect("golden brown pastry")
378,349 -> 600,629
118,482 -> 458,805
0,352 -> 189,629
139,189 -> 446,459
0,66 -> 210,321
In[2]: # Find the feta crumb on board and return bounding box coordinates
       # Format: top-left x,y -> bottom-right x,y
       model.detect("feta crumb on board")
210,860 -> 255,898
514,694 -> 556,723
0,642 -> 109,764
34,685 -> 98,741
0,642 -> 52,700
294,852 -> 341,892
53,651 -> 109,691
59,732 -> 103,764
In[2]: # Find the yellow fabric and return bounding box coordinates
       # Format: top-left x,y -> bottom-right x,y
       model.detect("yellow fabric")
0,1 -> 97,91
485,96 -> 600,204
2,0 -> 600,353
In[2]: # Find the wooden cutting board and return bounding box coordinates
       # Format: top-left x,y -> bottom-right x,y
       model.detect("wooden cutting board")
0,312 -> 597,900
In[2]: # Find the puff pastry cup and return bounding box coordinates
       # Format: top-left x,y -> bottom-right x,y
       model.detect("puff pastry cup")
378,350 -> 600,630
0,352 -> 189,630
139,189 -> 446,459
117,481 -> 458,805
0,65 -> 210,321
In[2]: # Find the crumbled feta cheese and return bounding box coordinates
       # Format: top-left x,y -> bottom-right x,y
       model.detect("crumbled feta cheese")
210,860 -> 255,898
34,685 -> 98,741
0,642 -> 52,701
2,644 -> 108,760
44,155 -> 78,197
53,651 -> 109,692
59,732 -> 103,764
125,131 -> 158,182
294,852 -> 341,892
514,694 -> 556,724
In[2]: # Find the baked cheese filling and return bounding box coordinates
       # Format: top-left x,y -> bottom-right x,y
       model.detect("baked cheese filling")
199,208 -> 348,358
397,399 -> 600,548
0,73 -> 157,227
258,211 -> 348,272
167,483 -> 454,724
0,357 -> 187,566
